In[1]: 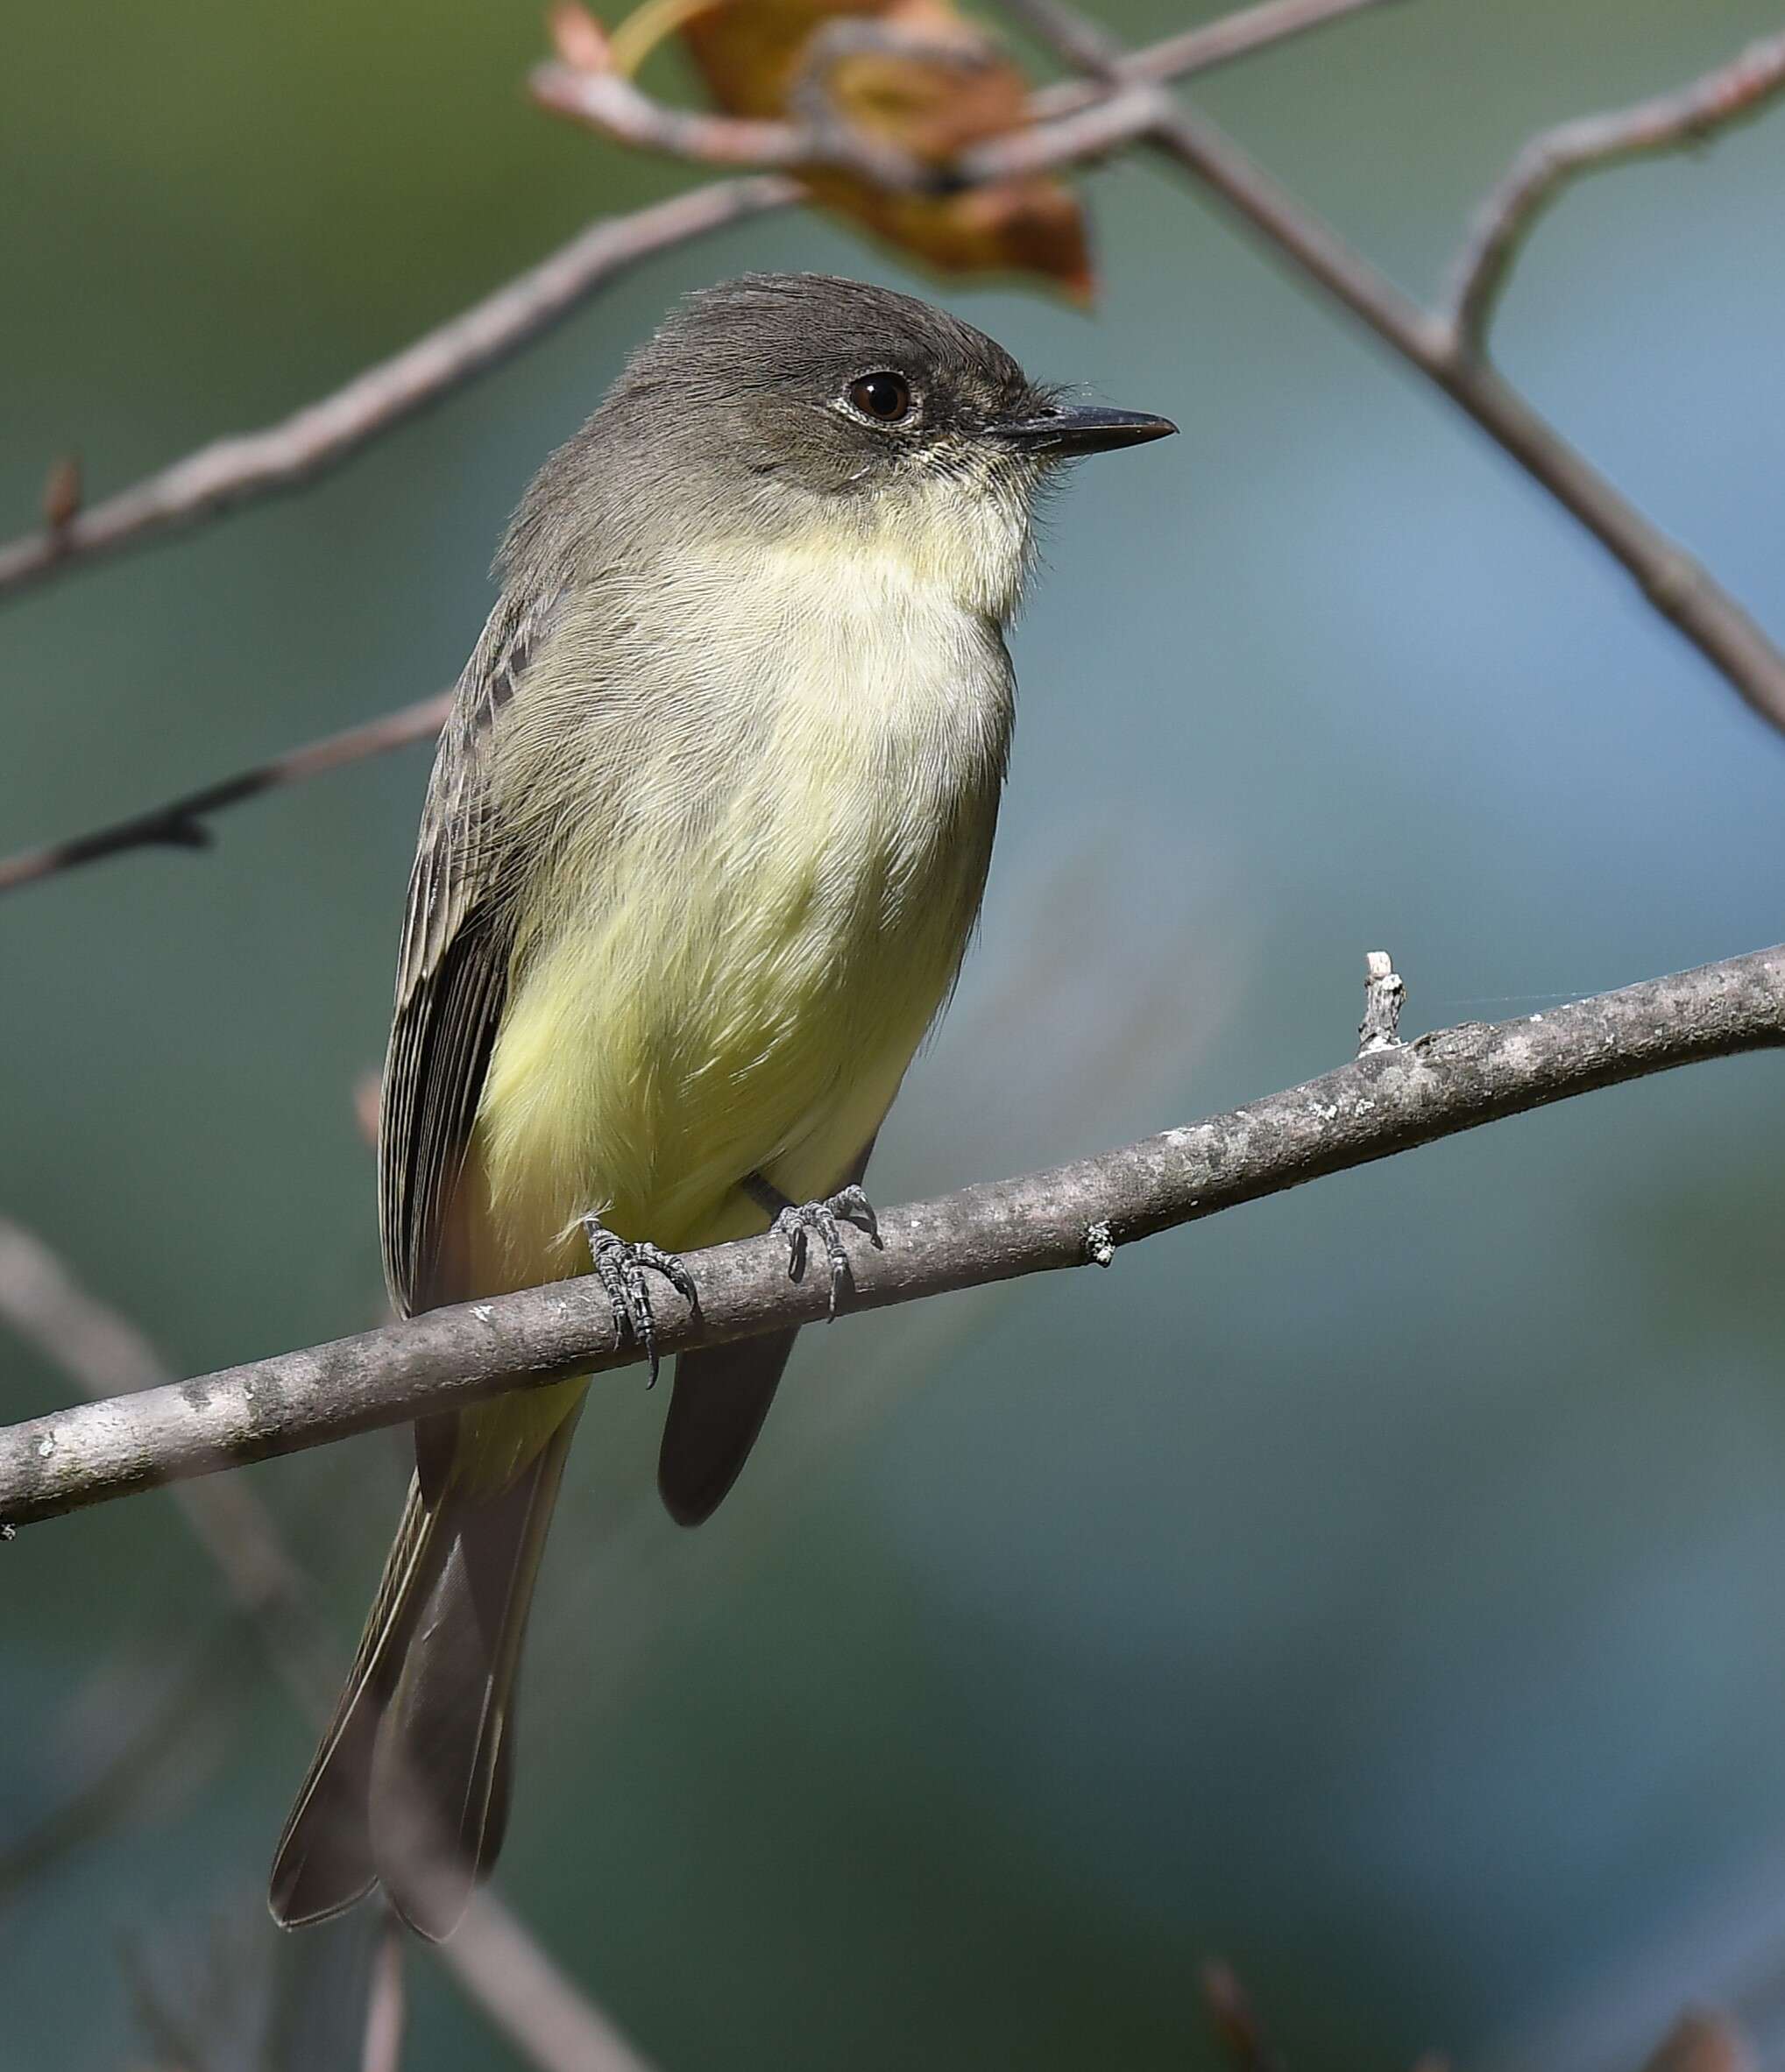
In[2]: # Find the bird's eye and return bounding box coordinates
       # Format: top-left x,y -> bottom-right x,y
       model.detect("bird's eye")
848,371 -> 913,423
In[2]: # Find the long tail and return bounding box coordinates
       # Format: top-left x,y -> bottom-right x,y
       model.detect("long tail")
269,1406 -> 581,1939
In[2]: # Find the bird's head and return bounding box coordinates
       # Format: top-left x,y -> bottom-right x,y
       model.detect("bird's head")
537,272 -> 1176,621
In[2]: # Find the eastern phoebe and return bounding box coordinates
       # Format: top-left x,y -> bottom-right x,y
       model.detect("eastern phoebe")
270,272 -> 1173,1936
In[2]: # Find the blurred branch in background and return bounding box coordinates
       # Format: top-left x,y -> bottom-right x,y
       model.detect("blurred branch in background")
0,689 -> 452,896
995,0 -> 1785,736
0,1219 -> 658,2072
4,944 -> 1780,1530
2,2 -> 1781,913
1446,33 -> 1785,351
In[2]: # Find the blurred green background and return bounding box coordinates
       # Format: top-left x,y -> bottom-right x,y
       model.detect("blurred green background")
4,1 -> 1784,2066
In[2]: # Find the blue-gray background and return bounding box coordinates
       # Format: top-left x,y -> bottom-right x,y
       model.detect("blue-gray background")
4,1 -> 1783,2066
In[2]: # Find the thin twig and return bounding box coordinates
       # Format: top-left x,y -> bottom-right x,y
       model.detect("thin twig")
0,1220 -> 658,2072
3,942 -> 1779,1528
1357,948 -> 1406,1054
995,0 -> 1785,739
0,179 -> 799,605
1446,33 -> 1785,353
0,689 -> 450,895
359,1916 -> 407,2072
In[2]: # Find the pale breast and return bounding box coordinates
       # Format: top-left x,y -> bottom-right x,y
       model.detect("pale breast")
470,537 -> 1015,1284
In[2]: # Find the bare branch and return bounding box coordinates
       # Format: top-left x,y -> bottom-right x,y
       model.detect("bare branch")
995,0 -> 1785,739
0,689 -> 450,897
1446,33 -> 1785,354
3,944 -> 1778,1530
0,179 -> 798,605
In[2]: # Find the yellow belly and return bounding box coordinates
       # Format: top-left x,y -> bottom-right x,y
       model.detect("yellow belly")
445,530 -> 1012,1492
468,837 -> 953,1284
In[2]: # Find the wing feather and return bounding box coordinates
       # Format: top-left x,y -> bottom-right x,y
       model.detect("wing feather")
379,595 -> 556,1321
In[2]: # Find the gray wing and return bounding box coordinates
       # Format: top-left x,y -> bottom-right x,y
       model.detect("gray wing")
379,595 -> 554,1322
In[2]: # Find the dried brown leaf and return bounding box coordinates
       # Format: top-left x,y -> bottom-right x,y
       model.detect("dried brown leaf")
674,0 -> 1094,295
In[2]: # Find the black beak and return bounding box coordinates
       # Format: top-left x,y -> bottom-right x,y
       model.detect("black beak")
988,403 -> 1178,456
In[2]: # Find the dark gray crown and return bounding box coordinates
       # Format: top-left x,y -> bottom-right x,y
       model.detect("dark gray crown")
629,272 -> 1039,422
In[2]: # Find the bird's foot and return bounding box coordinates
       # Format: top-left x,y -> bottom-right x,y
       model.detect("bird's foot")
768,1185 -> 880,1321
580,1216 -> 697,1388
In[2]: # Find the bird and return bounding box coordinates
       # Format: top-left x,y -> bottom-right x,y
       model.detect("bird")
269,271 -> 1174,1937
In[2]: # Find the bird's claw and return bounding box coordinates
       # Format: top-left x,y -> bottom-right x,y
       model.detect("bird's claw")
581,1216 -> 697,1388
771,1185 -> 880,1321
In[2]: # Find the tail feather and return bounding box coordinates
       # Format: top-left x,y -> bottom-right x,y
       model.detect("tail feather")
372,1404 -> 580,1938
658,1330 -> 797,1527
269,1405 -> 582,1938
269,1482 -> 441,1928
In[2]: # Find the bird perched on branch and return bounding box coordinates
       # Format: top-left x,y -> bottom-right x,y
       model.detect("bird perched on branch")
269,271 -> 1173,1936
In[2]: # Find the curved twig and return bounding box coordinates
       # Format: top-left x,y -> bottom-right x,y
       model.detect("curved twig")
1446,32 -> 1785,353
